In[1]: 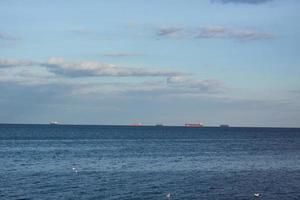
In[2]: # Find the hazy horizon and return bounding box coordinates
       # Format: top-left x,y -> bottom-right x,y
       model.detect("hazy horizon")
1,123 -> 300,129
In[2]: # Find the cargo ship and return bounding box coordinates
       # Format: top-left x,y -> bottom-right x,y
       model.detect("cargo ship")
220,124 -> 229,128
49,121 -> 59,125
129,123 -> 143,127
185,123 -> 203,128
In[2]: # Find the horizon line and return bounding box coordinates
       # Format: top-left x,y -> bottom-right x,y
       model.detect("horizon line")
0,123 -> 299,129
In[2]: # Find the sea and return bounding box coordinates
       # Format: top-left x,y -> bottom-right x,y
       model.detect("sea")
0,124 -> 300,200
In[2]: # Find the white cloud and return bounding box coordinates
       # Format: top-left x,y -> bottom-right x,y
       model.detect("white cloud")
0,58 -> 182,78
42,57 -> 182,77
0,58 -> 226,97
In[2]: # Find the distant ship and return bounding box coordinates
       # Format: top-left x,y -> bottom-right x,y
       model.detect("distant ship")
129,123 -> 142,127
185,123 -> 203,128
155,124 -> 164,127
220,124 -> 230,128
49,121 -> 59,125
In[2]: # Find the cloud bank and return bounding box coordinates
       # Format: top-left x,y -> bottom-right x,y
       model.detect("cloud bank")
0,58 -> 225,96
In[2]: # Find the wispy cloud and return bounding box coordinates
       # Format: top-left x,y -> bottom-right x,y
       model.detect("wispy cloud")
155,26 -> 275,41
0,63 -> 59,86
0,59 -> 35,68
42,57 -> 182,77
75,77 -> 226,97
167,75 -> 226,93
0,58 -> 183,78
211,0 -> 273,4
156,27 -> 183,38
0,32 -> 18,41
0,58 -> 226,96
196,26 -> 275,40
101,52 -> 142,57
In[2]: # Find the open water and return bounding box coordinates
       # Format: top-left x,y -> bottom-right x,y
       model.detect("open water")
0,124 -> 299,199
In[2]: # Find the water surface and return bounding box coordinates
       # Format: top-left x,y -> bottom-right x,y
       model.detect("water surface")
0,124 -> 299,199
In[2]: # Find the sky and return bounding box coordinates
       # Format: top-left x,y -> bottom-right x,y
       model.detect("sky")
0,0 -> 300,127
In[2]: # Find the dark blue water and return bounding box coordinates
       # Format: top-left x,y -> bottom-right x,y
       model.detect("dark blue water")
0,125 -> 300,199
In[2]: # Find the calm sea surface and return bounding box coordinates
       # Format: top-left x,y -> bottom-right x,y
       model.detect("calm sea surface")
0,124 -> 300,199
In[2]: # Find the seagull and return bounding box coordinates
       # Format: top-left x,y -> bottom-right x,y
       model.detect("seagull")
166,193 -> 171,198
72,167 -> 78,173
254,193 -> 260,197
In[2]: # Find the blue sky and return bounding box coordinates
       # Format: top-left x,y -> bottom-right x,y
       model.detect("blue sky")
0,0 -> 299,127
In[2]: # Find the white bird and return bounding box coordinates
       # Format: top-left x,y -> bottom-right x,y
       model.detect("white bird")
254,193 -> 260,197
166,193 -> 171,198
72,167 -> 78,173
